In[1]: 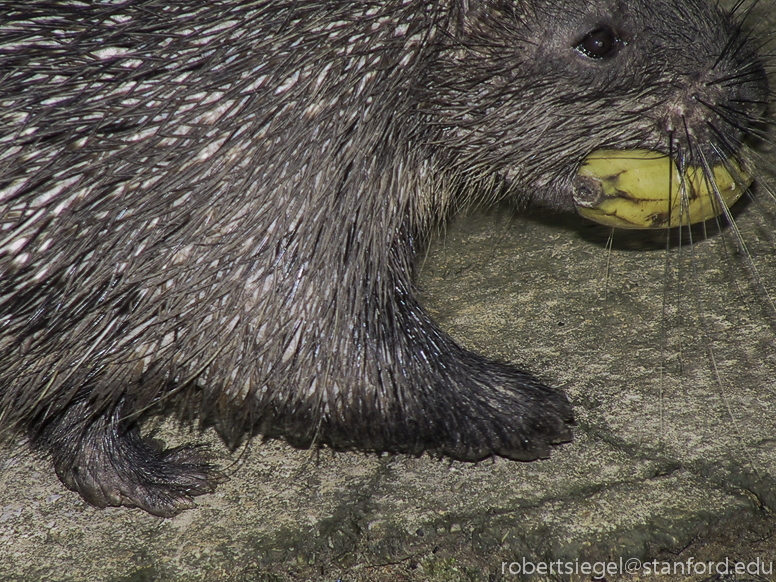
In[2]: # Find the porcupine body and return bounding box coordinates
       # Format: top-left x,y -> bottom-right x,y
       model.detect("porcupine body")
0,0 -> 768,515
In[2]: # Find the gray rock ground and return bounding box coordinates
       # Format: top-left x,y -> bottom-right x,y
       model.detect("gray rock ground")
6,196 -> 776,582
1,4 -> 776,582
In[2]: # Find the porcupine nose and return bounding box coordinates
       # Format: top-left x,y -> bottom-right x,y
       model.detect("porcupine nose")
660,40 -> 769,159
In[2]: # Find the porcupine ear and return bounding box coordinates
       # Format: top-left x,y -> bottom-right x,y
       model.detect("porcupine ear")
453,0 -> 531,39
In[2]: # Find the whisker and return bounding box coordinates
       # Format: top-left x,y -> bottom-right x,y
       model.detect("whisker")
683,147 -> 762,477
728,0 -> 763,23
707,143 -> 776,320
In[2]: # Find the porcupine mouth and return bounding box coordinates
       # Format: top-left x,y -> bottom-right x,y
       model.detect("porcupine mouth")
571,148 -> 753,230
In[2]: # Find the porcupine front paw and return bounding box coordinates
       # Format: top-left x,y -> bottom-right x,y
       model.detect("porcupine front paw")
40,401 -> 224,517
415,355 -> 574,462
318,340 -> 574,462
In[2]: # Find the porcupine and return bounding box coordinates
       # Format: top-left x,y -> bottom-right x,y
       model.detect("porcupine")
0,0 -> 769,516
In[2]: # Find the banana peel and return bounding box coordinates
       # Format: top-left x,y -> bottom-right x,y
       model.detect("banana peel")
573,149 -> 751,229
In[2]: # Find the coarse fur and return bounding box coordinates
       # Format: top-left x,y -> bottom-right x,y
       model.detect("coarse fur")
0,0 -> 770,516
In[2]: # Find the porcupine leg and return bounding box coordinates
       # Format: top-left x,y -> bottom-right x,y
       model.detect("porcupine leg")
409,323 -> 572,460
36,397 -> 223,517
392,329 -> 575,461
316,280 -> 575,461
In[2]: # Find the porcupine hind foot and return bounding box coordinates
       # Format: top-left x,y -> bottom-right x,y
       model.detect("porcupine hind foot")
37,399 -> 224,517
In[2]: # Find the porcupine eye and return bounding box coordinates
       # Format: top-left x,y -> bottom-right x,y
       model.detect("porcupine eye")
576,26 -> 621,59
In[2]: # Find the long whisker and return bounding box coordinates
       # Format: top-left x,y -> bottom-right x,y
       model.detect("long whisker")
709,145 -> 776,319
683,145 -> 762,477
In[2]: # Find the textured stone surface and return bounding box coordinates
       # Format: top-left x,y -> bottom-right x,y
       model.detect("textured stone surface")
5,197 -> 776,581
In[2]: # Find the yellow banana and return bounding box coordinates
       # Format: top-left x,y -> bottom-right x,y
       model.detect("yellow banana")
573,149 -> 751,229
